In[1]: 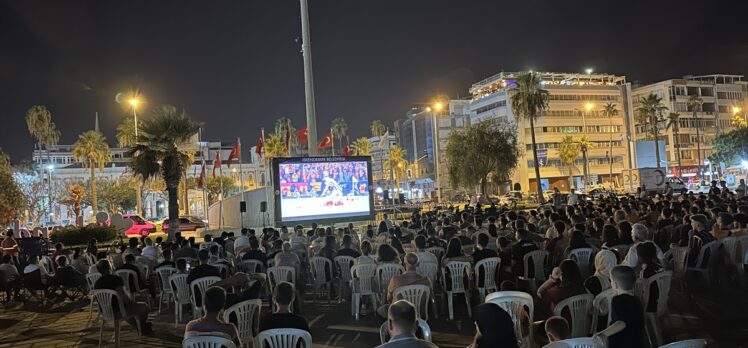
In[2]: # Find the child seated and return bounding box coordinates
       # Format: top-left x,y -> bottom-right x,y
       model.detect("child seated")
607,265 -> 644,348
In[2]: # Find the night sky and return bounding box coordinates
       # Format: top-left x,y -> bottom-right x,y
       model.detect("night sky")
2,0 -> 747,162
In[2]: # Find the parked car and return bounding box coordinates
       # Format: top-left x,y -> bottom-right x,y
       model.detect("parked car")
161,216 -> 207,232
122,214 -> 157,237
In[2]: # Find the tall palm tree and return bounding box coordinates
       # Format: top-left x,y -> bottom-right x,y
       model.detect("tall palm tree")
116,115 -> 144,216
264,133 -> 289,160
510,72 -> 549,201
687,95 -> 704,180
559,136 -> 580,190
331,117 -> 348,152
384,145 -> 408,189
274,117 -> 297,154
351,137 -> 373,156
579,135 -> 593,186
370,120 -> 386,137
72,131 -> 111,216
666,112 -> 683,176
25,105 -> 61,162
601,103 -> 618,183
126,106 -> 201,241
636,94 -> 668,168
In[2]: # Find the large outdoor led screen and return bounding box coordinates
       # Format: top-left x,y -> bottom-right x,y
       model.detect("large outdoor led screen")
272,156 -> 374,224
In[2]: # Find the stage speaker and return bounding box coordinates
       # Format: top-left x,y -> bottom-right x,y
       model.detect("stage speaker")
260,201 -> 267,213
240,201 -> 247,213
398,193 -> 405,203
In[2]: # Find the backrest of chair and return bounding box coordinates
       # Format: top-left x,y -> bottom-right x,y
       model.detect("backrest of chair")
309,257 -> 331,284
351,264 -> 377,294
475,257 -> 501,289
377,264 -> 404,290
182,335 -> 237,348
169,273 -> 190,301
554,294 -> 594,338
40,255 -> 55,274
114,269 -> 139,293
334,256 -> 355,281
524,250 -> 548,281
569,248 -> 594,277
695,241 -> 719,269
223,299 -> 262,343
417,319 -> 432,342
267,266 -> 296,288
266,258 -> 276,268
644,271 -> 672,316
736,236 -> 748,264
213,264 -> 230,279
85,272 -> 102,290
543,337 -> 603,348
485,291 -> 535,340
255,328 -> 312,348
442,261 -> 471,293
658,339 -> 707,348
669,247 -> 690,279
92,289 -> 125,323
416,262 -> 438,284
592,288 -> 614,326
237,260 -> 264,274
156,266 -> 177,293
393,285 -> 430,315
425,247 -> 445,261
721,237 -> 738,264
190,276 -> 221,308
461,244 -> 474,256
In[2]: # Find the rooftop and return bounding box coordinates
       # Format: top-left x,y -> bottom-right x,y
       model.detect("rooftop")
470,71 -> 626,96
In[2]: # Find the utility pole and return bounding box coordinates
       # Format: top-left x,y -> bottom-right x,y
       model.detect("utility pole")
300,0 -> 318,156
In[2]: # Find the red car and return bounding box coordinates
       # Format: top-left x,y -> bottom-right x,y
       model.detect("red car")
162,216 -> 207,232
122,214 -> 157,237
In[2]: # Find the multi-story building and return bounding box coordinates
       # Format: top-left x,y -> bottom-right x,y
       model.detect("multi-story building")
395,100 -> 470,200
370,134 -> 397,185
631,74 -> 747,179
469,71 -> 633,192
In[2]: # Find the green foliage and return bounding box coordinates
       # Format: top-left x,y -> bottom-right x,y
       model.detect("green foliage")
97,178 -> 137,214
351,137 -> 373,156
264,133 -> 289,159
709,127 -> 748,164
510,72 -> 549,199
384,145 -> 408,184
26,105 -> 60,149
185,175 -> 236,204
0,169 -> 25,225
370,120 -> 386,137
116,115 -> 140,148
331,117 -> 349,150
445,118 -> 520,193
50,225 -> 119,246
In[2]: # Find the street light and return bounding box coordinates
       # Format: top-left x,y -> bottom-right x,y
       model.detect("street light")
585,68 -> 593,75
433,102 -> 444,112
129,97 -> 140,138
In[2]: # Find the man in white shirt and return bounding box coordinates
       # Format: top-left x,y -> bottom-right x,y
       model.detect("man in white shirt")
141,238 -> 160,261
412,235 -> 438,265
234,228 -> 250,252
622,223 -> 664,267
567,188 -> 579,206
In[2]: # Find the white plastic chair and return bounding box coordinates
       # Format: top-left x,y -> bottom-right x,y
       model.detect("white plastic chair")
485,290 -> 534,346
590,288 -> 614,334
155,266 -> 176,313
736,235 -> 748,285
569,248 -> 595,278
393,284 -> 431,320
169,273 -> 191,328
554,294 -> 594,338
85,272 -> 102,318
40,255 -> 56,275
442,261 -> 472,320
666,246 -> 690,289
334,256 -> 355,301
543,337 -> 604,348
183,335 -> 236,348
255,328 -> 312,348
522,250 -> 548,282
376,263 -> 404,301
643,271 -> 673,347
237,260 -> 264,274
475,257 -> 501,302
266,259 -> 276,268
688,240 -> 719,286
190,276 -> 221,319
416,261 -> 439,286
223,299 -> 262,346
114,269 -> 148,300
267,266 -> 296,290
213,263 -> 231,279
92,289 -> 141,347
351,264 -> 377,320
425,247 -> 445,261
379,319 -> 432,343
658,339 -> 707,348
309,256 -> 334,300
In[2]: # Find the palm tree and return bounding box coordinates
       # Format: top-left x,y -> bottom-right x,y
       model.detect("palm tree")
72,131 -> 111,216
559,136 -> 580,190
579,135 -> 593,186
370,120 -> 386,137
666,112 -> 683,176
351,137 -> 373,156
126,106 -> 201,241
264,133 -> 289,160
688,95 -> 704,180
601,102 -> 618,183
25,105 -> 61,162
331,117 -> 348,153
384,145 -> 408,189
116,115 -> 144,216
274,117 -> 297,154
636,94 -> 668,168
510,72 -> 549,201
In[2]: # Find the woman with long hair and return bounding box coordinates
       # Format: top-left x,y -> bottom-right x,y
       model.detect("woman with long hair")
537,259 -> 586,312
468,303 -> 519,348
390,237 -> 405,256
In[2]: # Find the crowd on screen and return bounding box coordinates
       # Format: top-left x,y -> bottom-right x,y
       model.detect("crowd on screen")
278,162 -> 368,198
0,179 -> 747,347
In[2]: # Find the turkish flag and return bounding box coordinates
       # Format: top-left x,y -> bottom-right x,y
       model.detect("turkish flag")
342,144 -> 351,156
256,136 -> 264,158
317,131 -> 332,149
226,143 -> 240,167
297,128 -> 308,144
212,152 -> 221,177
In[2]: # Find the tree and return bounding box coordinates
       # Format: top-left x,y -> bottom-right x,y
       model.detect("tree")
636,93 -> 668,168
445,118 -> 520,194
274,117 -> 297,153
0,150 -> 10,173
351,137 -> 373,156
601,102 -> 619,181
710,127 -> 748,165
579,135 -> 593,186
384,145 -> 408,189
666,112 -> 683,176
559,136 -> 581,189
116,115 -> 145,216
59,183 -> 85,225
331,117 -> 348,152
687,95 -> 704,178
25,105 -> 61,158
12,171 -> 56,227
731,114 -> 747,128
264,133 -> 290,160
72,131 -> 111,216
0,150 -> 25,226
97,178 -> 137,214
510,72 -> 549,201
127,106 -> 202,241
370,120 -> 386,137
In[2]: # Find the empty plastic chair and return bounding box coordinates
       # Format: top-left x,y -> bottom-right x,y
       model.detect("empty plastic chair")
267,266 -> 296,290
309,257 -> 334,300
522,250 -> 549,282
155,266 -> 177,313
92,289 -> 142,347
334,256 -> 355,302
475,257 -> 501,302
255,328 -> 312,348
182,335 -> 236,348
351,264 -> 378,320
554,294 -> 594,338
442,261 -> 472,320
85,272 -> 102,318
223,299 -> 262,346
169,273 -> 191,328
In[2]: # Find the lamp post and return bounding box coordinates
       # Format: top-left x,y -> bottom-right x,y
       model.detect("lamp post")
47,164 -> 54,225
574,102 -> 594,188
431,101 -> 444,203
129,98 -> 139,138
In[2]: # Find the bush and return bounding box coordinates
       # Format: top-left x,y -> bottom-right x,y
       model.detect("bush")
50,225 -> 119,246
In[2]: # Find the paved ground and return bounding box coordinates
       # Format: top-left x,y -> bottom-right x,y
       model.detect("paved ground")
0,279 -> 746,347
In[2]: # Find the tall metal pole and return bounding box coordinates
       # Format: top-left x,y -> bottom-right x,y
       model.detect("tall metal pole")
300,0 -> 318,156
199,128 -> 209,226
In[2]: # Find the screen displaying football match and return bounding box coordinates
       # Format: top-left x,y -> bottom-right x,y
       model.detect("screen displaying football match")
272,156 -> 374,223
